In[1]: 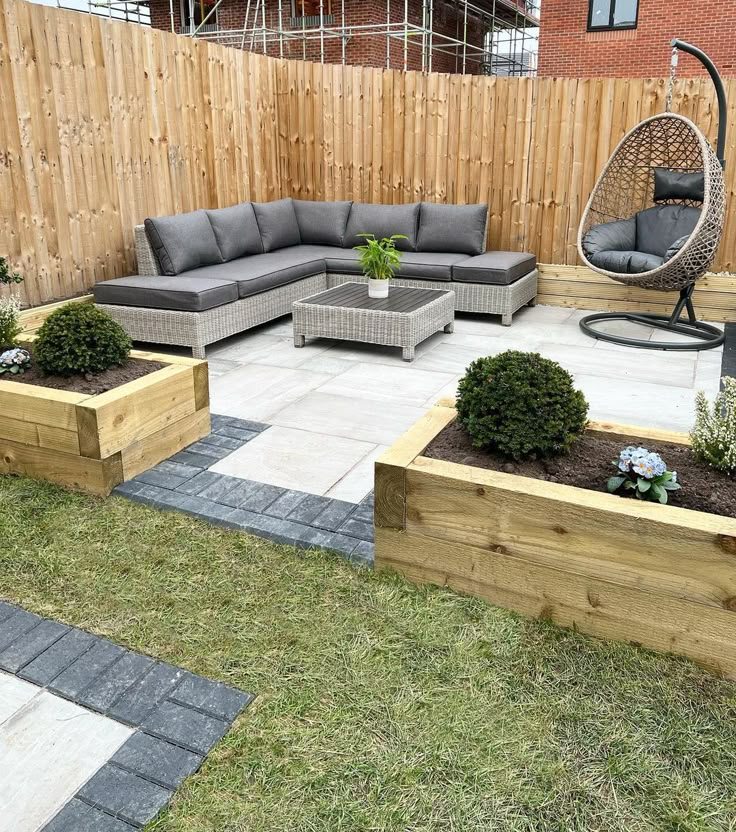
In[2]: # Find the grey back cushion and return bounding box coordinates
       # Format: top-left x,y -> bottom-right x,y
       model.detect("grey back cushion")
417,202 -> 488,255
206,203 -> 263,261
653,168 -> 705,203
582,217 -> 636,257
144,210 -> 223,275
635,205 -> 700,257
252,198 -> 301,252
293,200 -> 353,246
343,202 -> 420,251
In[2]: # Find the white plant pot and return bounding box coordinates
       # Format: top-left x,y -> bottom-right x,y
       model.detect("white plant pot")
368,278 -> 389,299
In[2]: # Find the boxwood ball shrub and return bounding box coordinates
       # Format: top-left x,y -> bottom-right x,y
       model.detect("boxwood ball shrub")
34,303 -> 131,376
456,350 -> 589,460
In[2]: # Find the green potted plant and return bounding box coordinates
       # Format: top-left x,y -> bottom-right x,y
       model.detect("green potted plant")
354,233 -> 406,299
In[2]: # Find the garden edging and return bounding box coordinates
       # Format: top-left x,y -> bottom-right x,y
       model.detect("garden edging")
0,350 -> 210,496
375,399 -> 736,679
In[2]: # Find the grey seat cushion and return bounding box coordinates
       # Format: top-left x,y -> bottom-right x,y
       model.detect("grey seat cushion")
252,198 -> 302,252
144,211 -> 223,275
206,203 -> 263,261
343,202 -> 420,251
582,218 -> 636,259
635,205 -> 700,257
587,250 -> 664,274
93,275 -> 238,312
452,251 -> 537,285
184,245 -> 326,298
318,249 -> 464,280
294,200 -> 353,246
417,203 -> 488,255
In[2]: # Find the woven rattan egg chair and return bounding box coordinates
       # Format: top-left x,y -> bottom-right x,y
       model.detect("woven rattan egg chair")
577,40 -> 727,350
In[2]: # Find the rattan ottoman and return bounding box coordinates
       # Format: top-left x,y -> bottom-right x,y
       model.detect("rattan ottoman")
292,282 -> 455,361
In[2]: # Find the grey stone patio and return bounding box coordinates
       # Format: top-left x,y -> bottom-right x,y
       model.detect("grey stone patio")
113,304 -> 728,566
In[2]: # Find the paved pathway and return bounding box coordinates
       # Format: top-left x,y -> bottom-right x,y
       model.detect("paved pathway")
0,602 -> 252,831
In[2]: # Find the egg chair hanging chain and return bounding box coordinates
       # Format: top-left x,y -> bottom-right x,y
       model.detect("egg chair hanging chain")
665,44 -> 678,113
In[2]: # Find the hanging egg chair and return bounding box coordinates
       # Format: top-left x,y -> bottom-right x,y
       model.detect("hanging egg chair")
577,40 -> 727,350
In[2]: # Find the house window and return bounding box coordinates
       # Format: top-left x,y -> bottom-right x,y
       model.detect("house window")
181,0 -> 218,32
291,0 -> 332,17
588,0 -> 639,31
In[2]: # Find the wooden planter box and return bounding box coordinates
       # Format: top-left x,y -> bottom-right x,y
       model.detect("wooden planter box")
0,351 -> 210,496
375,400 -> 736,679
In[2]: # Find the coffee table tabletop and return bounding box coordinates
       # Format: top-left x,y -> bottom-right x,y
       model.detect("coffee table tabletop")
292,282 -> 455,361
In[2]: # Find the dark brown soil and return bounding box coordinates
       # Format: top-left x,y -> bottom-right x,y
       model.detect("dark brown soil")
6,346 -> 166,395
424,421 -> 736,519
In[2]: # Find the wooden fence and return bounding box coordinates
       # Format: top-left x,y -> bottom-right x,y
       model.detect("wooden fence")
1,0 -> 735,308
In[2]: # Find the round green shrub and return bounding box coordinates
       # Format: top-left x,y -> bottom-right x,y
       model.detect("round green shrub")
34,304 -> 131,376
456,350 -> 589,460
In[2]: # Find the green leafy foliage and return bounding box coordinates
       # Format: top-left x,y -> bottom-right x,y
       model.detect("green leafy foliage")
690,378 -> 736,474
354,234 -> 406,280
607,446 -> 680,504
456,350 -> 589,460
0,296 -> 22,350
34,303 -> 131,376
0,256 -> 23,286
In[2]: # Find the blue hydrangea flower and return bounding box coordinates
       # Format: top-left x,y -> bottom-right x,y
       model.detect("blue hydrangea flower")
0,347 -> 31,371
617,446 -> 668,480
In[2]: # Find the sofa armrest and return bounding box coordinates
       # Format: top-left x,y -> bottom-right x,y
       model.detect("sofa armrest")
582,217 -> 636,257
135,224 -> 162,276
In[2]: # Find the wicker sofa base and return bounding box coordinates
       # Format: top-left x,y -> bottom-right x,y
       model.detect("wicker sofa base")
98,269 -> 537,359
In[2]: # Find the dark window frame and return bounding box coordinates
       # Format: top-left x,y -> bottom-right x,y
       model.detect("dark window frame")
587,0 -> 639,32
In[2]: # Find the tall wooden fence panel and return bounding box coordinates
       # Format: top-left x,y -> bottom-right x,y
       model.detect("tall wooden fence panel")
1,0 -> 735,307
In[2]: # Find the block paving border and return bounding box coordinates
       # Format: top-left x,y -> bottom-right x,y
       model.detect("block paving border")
0,600 -> 253,831
114,414 -> 375,567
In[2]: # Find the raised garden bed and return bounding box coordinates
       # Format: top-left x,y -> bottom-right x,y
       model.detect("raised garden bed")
374,400 -> 736,679
0,350 -> 210,496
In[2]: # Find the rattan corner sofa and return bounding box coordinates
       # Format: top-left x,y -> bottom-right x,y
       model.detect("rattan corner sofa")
94,198 -> 538,359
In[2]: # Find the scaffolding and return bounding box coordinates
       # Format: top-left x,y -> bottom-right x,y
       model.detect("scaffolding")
52,0 -> 539,76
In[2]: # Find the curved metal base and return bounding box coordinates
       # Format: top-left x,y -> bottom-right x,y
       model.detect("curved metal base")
580,311 -> 724,351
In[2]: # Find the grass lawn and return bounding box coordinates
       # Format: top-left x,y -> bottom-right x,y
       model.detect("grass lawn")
2,475 -> 736,831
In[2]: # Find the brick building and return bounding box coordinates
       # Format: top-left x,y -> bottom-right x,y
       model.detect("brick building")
538,0 -> 736,77
148,0 -> 540,75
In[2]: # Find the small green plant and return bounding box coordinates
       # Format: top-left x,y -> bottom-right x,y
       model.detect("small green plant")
34,303 -> 131,377
0,347 -> 31,376
0,256 -> 23,287
456,350 -> 589,460
691,379 -> 736,474
354,234 -> 407,279
0,296 -> 22,349
607,446 -> 680,504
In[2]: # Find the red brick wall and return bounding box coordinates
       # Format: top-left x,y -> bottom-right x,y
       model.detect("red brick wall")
150,0 -> 487,73
538,0 -> 736,77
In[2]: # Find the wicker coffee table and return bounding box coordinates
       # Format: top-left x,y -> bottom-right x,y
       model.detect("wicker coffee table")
292,282 -> 455,361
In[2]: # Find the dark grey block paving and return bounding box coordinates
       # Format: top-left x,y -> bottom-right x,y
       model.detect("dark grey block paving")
108,662 -> 185,726
351,540 -> 375,566
0,619 -> 68,673
184,441 -> 232,461
50,639 -> 127,699
0,608 -> 43,652
20,628 -> 96,686
77,652 -> 155,713
263,489 -> 308,518
79,764 -> 172,827
286,494 -> 335,525
350,501 -> 374,524
43,798 -> 137,832
135,468 -> 190,490
0,600 -> 18,624
339,517 -> 374,541
216,417 -> 269,434
216,425 -> 259,442
112,733 -> 203,790
142,700 -> 230,755
217,478 -> 265,508
196,474 -> 245,502
170,672 -> 253,722
236,483 -> 285,512
168,450 -> 213,469
312,499 -> 356,531
200,433 -> 242,450
175,470 -> 223,496
155,459 -> 203,480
